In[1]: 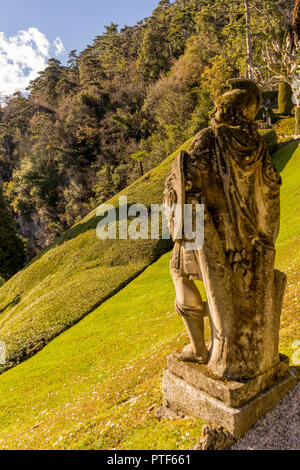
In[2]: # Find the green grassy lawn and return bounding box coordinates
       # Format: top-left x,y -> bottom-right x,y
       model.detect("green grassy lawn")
272,141 -> 300,357
0,139 -> 193,373
0,252 -> 207,450
0,141 -> 298,450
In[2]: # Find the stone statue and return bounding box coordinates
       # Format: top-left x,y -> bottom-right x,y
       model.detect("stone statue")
164,78 -> 286,381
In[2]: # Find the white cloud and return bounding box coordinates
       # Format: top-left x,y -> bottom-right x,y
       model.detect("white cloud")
0,27 -> 65,99
53,36 -> 65,56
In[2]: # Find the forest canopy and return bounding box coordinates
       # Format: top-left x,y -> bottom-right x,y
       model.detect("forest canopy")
0,0 -> 293,260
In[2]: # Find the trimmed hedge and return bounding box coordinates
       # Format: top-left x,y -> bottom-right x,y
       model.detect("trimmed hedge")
275,117 -> 295,136
278,82 -> 294,115
295,107 -> 300,135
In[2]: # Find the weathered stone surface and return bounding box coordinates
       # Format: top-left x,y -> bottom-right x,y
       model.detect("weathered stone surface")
192,425 -> 237,450
167,353 -> 290,407
162,369 -> 297,438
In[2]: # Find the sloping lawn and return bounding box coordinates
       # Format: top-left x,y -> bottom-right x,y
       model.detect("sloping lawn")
273,142 -> 300,357
0,253 -> 207,450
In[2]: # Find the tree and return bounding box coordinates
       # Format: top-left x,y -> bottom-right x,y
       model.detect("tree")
137,2 -> 173,81
197,0 -> 288,81
0,94 -> 32,181
67,50 -> 80,84
244,0 -> 254,78
28,59 -> 66,108
167,3 -> 197,58
259,0 -> 300,133
0,184 -> 26,279
130,150 -> 146,176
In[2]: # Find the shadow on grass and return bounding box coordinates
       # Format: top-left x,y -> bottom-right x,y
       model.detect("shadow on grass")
27,216 -> 100,266
28,200 -> 173,266
273,140 -> 299,173
0,295 -> 21,315
28,204 -> 134,265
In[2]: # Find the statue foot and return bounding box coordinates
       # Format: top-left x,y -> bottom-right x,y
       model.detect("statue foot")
178,344 -> 209,364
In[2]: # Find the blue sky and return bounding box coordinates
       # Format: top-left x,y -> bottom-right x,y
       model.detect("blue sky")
0,0 -> 161,98
1,0 -> 161,57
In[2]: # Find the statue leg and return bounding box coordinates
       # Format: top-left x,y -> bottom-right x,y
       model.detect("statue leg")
172,272 -> 209,364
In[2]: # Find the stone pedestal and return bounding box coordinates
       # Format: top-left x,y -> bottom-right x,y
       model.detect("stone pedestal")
162,353 -> 297,438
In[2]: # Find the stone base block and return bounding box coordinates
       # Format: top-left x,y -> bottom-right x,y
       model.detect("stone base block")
167,353 -> 290,407
162,368 -> 297,438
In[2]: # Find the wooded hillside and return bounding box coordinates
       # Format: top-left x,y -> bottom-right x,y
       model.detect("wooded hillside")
0,0 -> 292,260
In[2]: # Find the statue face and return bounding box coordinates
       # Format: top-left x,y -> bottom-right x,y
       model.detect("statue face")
211,107 -> 222,124
211,105 -> 233,125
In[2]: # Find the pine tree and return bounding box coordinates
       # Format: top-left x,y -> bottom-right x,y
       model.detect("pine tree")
0,185 -> 26,280
137,1 -> 173,81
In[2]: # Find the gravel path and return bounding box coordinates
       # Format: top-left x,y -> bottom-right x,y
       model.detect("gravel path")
232,381 -> 300,450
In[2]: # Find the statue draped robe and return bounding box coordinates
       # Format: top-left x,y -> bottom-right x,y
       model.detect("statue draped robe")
167,122 -> 286,380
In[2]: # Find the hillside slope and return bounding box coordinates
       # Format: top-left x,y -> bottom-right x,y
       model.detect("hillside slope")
0,141 -> 298,450
0,138 -> 192,373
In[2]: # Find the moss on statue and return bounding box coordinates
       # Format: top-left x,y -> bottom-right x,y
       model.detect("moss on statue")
259,129 -> 278,154
214,79 -> 261,126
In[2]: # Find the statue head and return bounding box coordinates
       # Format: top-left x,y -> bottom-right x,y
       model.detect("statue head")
212,79 -> 261,126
